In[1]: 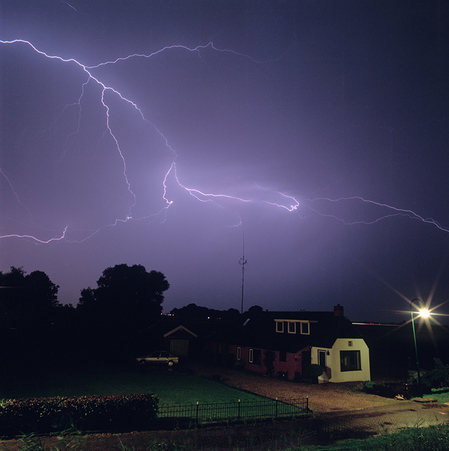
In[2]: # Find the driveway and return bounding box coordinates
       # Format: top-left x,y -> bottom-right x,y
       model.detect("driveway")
193,363 -> 397,413
194,364 -> 449,438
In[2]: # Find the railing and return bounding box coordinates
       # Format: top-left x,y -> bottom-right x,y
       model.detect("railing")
156,397 -> 310,427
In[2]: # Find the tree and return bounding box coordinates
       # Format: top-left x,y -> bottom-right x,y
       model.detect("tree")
0,267 -> 61,365
77,264 -> 169,359
0,266 -> 60,326
25,270 -> 60,313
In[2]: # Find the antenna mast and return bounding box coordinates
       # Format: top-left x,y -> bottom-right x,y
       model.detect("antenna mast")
239,225 -> 247,314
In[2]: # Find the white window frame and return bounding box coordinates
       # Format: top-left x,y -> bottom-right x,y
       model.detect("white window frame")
275,321 -> 284,333
236,347 -> 241,360
249,348 -> 254,363
300,322 -> 310,335
288,321 -> 297,334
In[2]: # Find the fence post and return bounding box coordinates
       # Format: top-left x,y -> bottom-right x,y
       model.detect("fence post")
275,397 -> 278,418
238,399 -> 241,420
196,401 -> 199,424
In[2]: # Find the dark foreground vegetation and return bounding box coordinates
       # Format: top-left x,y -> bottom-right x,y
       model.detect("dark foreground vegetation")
5,421 -> 449,450
0,394 -> 158,437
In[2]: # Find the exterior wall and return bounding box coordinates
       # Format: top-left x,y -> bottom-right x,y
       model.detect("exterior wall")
273,351 -> 303,381
312,338 -> 371,383
229,344 -> 303,381
229,344 -> 266,376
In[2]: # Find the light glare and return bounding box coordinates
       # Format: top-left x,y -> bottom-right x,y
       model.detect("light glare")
419,308 -> 431,318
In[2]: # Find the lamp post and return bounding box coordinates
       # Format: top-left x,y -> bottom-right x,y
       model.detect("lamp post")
410,298 -> 430,398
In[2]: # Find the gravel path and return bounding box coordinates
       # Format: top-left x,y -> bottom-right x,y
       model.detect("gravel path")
194,364 -> 449,441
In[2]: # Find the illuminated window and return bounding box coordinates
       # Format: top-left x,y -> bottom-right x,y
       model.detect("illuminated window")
340,350 -> 361,372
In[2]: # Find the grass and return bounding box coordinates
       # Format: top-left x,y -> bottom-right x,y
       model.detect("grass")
0,365 -> 268,405
6,423 -> 449,450
306,423 -> 449,450
0,364 -> 307,449
0,365 -> 307,432
425,387 -> 449,404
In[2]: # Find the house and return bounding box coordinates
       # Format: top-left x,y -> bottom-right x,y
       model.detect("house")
138,315 -> 214,360
214,305 -> 371,383
163,324 -> 198,358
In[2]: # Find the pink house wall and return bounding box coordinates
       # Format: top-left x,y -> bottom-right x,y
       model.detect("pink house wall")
229,344 -> 304,381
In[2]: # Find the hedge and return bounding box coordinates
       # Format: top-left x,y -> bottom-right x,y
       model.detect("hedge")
0,393 -> 158,437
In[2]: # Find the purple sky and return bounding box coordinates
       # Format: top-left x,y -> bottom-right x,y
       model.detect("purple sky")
1,1 -> 449,322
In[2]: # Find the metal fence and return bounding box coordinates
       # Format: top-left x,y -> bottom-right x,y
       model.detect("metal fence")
157,397 -> 310,427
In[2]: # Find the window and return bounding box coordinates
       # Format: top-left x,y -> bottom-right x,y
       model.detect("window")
340,350 -> 361,372
276,321 -> 284,333
288,321 -> 296,334
249,348 -> 261,365
279,350 -> 287,362
300,322 -> 310,335
236,347 -> 241,361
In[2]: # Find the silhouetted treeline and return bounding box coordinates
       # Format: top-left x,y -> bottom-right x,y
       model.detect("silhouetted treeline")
0,267 -> 77,369
1,264 -> 170,369
77,264 -> 169,362
1,264 -> 262,372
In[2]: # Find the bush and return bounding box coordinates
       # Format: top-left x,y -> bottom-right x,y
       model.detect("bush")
418,358 -> 449,390
361,380 -> 392,397
264,350 -> 275,376
0,393 -> 158,437
304,364 -> 324,382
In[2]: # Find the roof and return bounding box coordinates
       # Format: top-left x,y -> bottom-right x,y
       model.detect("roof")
221,310 -> 364,352
163,325 -> 198,338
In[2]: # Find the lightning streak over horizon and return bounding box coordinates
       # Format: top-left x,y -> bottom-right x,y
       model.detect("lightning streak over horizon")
1,38 -> 448,243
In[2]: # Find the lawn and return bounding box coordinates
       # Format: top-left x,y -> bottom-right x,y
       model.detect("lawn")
0,365 -> 271,406
0,365 -> 307,435
309,424 -> 449,451
425,388 -> 449,404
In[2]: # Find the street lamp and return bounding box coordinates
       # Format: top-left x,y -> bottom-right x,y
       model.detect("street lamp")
410,298 -> 430,397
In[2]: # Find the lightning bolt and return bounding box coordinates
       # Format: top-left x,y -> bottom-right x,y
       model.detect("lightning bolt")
303,196 -> 449,233
1,38 -> 448,244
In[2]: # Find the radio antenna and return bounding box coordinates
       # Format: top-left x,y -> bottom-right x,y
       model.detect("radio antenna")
239,224 -> 247,314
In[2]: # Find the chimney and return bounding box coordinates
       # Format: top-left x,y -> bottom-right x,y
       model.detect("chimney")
334,304 -> 344,317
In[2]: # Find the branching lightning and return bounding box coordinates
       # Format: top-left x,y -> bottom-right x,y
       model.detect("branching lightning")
1,38 -> 448,244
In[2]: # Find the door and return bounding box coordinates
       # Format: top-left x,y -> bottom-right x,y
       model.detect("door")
170,338 -> 189,357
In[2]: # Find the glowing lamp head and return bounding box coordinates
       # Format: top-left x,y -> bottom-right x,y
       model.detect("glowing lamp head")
419,308 -> 431,319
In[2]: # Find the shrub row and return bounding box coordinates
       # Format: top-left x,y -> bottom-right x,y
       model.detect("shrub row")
0,393 -> 158,437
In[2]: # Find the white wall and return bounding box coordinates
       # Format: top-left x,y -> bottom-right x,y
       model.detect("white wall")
312,338 -> 371,383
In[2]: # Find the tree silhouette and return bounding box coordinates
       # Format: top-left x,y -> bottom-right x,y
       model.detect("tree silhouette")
0,267 -> 62,366
0,266 -> 60,327
77,264 -> 169,360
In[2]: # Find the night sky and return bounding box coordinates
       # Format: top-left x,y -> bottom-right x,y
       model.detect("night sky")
1,1 -> 449,323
